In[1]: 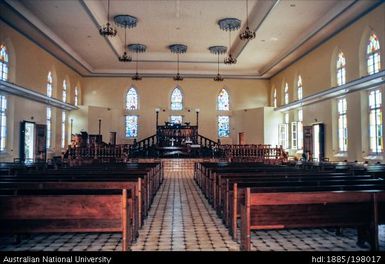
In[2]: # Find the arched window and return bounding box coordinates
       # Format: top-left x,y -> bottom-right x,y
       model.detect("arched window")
337,97 -> 348,152
0,95 -> 6,151
47,72 -> 53,149
0,45 -> 8,151
0,45 -> 9,81
368,89 -> 382,153
47,72 -> 53,97
125,115 -> 138,138
273,88 -> 277,107
367,32 -> 381,75
336,51 -> 346,86
74,87 -> 79,106
61,80 -> 67,149
170,87 -> 183,110
284,82 -> 289,104
62,80 -> 67,102
297,75 -> 303,100
218,116 -> 230,138
217,88 -> 229,111
126,87 -> 138,110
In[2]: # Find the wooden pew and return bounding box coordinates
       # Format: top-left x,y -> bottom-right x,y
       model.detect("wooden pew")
239,183 -> 385,251
224,175 -> 378,240
0,162 -> 163,250
0,185 -> 135,251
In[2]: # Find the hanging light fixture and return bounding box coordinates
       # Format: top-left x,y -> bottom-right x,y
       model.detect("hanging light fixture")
114,15 -> 137,62
99,0 -> 117,37
118,28 -> 132,62
169,44 -> 187,81
128,44 -> 147,80
209,46 -> 227,82
239,0 -> 256,40
218,18 -> 241,65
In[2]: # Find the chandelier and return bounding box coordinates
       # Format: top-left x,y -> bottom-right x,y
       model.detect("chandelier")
169,44 -> 187,81
118,28 -> 132,62
128,44 -> 147,80
99,0 -> 117,37
239,0 -> 256,40
218,18 -> 241,65
114,15 -> 137,62
209,46 -> 227,81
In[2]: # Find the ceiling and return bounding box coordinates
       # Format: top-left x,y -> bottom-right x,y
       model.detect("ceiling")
0,0 -> 382,79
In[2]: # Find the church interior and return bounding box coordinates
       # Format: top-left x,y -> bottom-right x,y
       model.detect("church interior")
0,0 -> 385,252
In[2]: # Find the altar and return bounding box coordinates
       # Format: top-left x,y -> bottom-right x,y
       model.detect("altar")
156,122 -> 199,156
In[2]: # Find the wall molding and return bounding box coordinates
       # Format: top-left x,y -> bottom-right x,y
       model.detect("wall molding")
0,80 -> 79,111
275,70 -> 385,112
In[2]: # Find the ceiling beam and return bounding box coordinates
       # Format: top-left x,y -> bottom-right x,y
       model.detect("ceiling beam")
263,0 -> 382,78
232,0 -> 278,67
0,80 -> 79,111
2,0 -> 94,75
79,0 -> 122,59
275,70 -> 385,112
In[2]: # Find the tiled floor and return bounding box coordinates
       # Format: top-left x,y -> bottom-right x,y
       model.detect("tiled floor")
0,159 -> 384,251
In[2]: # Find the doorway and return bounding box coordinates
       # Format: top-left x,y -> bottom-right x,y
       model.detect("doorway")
238,132 -> 245,145
20,121 -> 35,164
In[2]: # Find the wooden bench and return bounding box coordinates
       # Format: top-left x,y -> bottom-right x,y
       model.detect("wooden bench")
0,185 -> 135,251
224,175 -> 379,240
239,183 -> 385,251
0,162 -> 163,250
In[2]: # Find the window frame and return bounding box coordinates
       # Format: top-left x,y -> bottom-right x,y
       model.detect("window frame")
367,32 -> 381,75
170,87 -> 183,111
337,97 -> 348,152
0,44 -> 8,81
368,89 -> 383,154
126,87 -> 138,110
125,115 -> 138,138
336,51 -> 346,86
217,88 -> 230,111
217,115 -> 230,138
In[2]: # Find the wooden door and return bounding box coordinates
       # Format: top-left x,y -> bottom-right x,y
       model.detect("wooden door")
238,132 -> 245,145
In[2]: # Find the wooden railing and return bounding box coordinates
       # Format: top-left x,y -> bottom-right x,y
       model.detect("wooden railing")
128,135 -> 158,157
67,145 -> 128,161
218,144 -> 288,164
197,134 -> 219,149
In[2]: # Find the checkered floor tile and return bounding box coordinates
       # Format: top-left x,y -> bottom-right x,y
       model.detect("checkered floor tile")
0,159 -> 384,251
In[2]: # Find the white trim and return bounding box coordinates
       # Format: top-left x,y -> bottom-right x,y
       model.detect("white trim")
0,80 -> 78,111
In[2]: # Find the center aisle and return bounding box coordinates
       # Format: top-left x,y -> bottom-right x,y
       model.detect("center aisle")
131,159 -> 240,251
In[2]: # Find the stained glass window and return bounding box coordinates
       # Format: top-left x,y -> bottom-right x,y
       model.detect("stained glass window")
218,116 -> 230,137
74,87 -> 79,106
61,111 -> 66,149
297,75 -> 303,100
46,72 -> 53,149
284,83 -> 289,104
273,88 -> 277,107
0,44 -> 8,151
291,122 -> 298,150
170,115 -> 183,124
279,113 -> 289,149
125,115 -> 138,138
126,88 -> 138,110
217,89 -> 229,110
369,89 -> 382,153
0,45 -> 8,81
337,98 -> 347,152
47,72 -> 52,97
46,107 -> 52,149
0,95 -> 7,151
336,51 -> 346,86
62,80 -> 67,102
170,87 -> 183,110
367,32 -> 381,75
